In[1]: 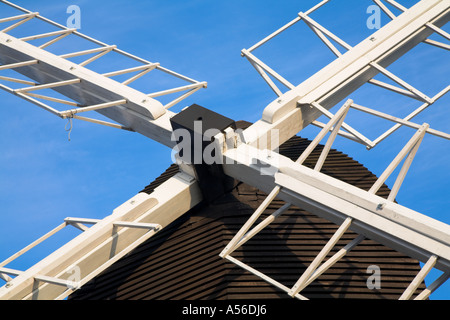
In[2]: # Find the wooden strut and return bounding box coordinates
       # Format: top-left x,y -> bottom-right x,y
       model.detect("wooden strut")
368,123 -> 429,201
289,217 -> 354,297
399,255 -> 438,300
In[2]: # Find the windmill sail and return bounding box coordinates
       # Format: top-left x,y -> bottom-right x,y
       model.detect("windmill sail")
0,0 -> 449,300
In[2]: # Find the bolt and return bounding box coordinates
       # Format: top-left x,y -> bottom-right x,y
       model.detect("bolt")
376,203 -> 386,211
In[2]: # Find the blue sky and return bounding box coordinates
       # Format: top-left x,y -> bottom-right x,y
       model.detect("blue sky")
0,0 -> 448,299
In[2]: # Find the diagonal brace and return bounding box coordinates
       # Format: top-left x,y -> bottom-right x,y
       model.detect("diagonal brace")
296,99 -> 353,165
289,217 -> 353,297
369,123 -> 429,201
